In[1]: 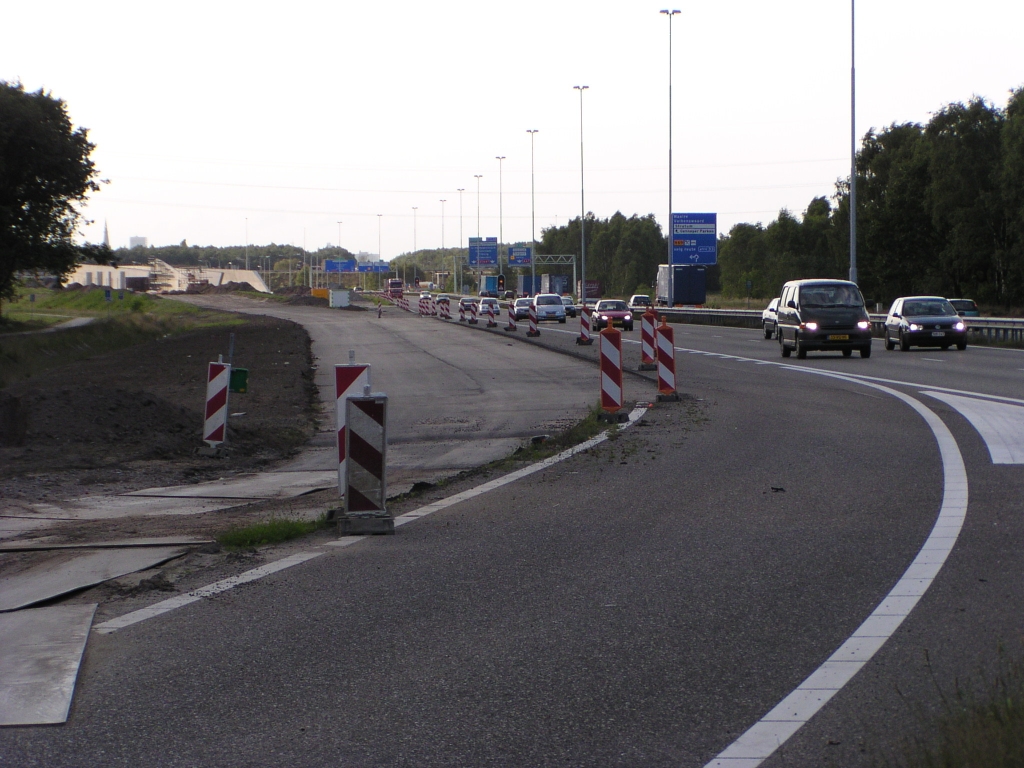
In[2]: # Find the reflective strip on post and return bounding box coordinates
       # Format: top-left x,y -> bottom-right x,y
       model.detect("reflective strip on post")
641,309 -> 657,365
335,364 -> 370,495
203,362 -> 231,446
459,302 -> 466,322
599,327 -> 623,412
656,319 -> 677,396
469,302 -> 478,324
505,303 -> 517,331
344,396 -> 387,514
578,305 -> 592,344
527,302 -> 540,336
486,304 -> 497,327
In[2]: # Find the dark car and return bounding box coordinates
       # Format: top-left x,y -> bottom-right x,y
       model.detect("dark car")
776,279 -> 872,358
561,296 -> 577,318
502,290 -> 516,300
884,296 -> 967,351
593,299 -> 634,331
948,298 -> 980,317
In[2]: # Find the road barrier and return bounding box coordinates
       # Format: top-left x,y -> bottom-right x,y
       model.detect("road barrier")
469,302 -> 479,325
599,327 -> 624,415
417,297 -> 426,316
505,303 -> 517,332
340,394 -> 393,535
430,296 -> 438,317
527,303 -> 540,337
202,361 -> 231,450
439,298 -> 451,320
655,318 -> 679,401
577,306 -> 593,345
335,364 -> 370,494
486,304 -> 497,328
459,303 -> 466,322
639,309 -> 657,370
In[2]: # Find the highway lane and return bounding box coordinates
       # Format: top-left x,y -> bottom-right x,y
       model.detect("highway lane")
3,304 -> 1020,766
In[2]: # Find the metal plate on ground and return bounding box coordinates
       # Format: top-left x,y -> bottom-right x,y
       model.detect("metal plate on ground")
122,470 -> 336,499
0,604 -> 96,725
0,537 -> 213,552
0,547 -> 185,612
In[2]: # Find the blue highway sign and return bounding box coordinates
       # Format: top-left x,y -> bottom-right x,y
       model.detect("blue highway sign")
508,245 -> 532,266
469,237 -> 498,266
671,213 -> 717,265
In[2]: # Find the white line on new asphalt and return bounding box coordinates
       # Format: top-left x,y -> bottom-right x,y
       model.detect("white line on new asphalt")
93,405 -> 649,635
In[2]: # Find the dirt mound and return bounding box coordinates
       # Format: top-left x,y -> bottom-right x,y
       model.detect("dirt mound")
186,281 -> 258,295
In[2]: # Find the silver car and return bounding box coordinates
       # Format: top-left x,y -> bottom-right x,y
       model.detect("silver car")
762,297 -> 780,339
532,293 -> 567,323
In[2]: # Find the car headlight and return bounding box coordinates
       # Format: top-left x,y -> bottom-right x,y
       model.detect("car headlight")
625,313 -> 632,321
857,320 -> 870,329
910,323 -> 922,331
955,321 -> 965,331
802,322 -> 819,331
601,315 -> 609,321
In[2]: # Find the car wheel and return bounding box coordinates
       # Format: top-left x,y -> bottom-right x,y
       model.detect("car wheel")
860,345 -> 871,358
763,323 -> 773,340
795,335 -> 807,359
779,330 -> 791,358
956,341 -> 967,351
558,318 -> 566,324
941,344 -> 951,351
900,332 -> 911,351
842,348 -> 852,357
625,323 -> 633,331
884,333 -> 895,351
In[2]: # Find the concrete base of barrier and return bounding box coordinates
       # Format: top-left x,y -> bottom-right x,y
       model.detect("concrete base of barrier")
504,326 -> 515,332
468,319 -> 479,325
197,445 -> 226,457
638,362 -> 657,371
527,329 -> 540,337
656,392 -> 680,402
337,513 -> 395,536
597,410 -> 629,424
575,337 -> 593,345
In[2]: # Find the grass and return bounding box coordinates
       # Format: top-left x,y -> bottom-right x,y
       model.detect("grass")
216,515 -> 329,549
882,651 -> 1024,768
502,404 -> 608,465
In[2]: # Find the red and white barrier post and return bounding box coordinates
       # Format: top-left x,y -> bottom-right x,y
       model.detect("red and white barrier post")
440,298 -> 450,320
576,305 -> 593,345
599,327 -> 625,420
469,302 -> 479,325
486,303 -> 497,328
430,296 -> 438,317
639,309 -> 658,370
526,302 -> 540,337
459,302 -> 466,322
339,393 -> 393,535
335,364 -> 371,494
201,361 -> 231,453
505,302 -> 517,332
655,317 -> 680,401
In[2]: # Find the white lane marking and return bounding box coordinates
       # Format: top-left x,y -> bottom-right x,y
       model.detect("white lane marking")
94,407 -> 649,634
705,374 -> 968,767
923,391 -> 1024,464
921,358 -> 945,363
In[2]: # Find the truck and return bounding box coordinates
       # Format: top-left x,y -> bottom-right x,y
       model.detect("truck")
540,274 -> 569,295
657,264 -> 706,306
478,274 -> 498,296
386,278 -> 403,299
516,275 -> 538,297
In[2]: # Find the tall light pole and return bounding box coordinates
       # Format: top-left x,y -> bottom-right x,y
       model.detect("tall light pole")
527,130 -> 538,295
440,199 -> 446,290
474,174 -> 483,237
496,156 -> 506,260
412,207 -> 418,252
376,214 -> 382,290
849,0 -> 858,284
574,85 -> 589,303
457,188 -> 465,293
245,217 -> 249,271
661,9 -> 680,266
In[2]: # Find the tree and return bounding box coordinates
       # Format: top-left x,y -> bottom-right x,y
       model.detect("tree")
0,81 -> 111,305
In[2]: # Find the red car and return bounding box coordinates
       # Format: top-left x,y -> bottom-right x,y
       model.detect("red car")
593,299 -> 634,331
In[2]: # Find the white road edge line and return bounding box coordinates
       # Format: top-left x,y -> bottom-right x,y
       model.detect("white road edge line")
94,405 -> 649,635
704,372 -> 968,767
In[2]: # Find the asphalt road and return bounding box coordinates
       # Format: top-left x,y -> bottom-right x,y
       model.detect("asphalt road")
3,302 -> 1021,767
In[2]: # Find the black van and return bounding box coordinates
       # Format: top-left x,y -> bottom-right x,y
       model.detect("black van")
776,279 -> 872,359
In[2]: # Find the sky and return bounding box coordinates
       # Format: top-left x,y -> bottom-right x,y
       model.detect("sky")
4,1 -> 1022,261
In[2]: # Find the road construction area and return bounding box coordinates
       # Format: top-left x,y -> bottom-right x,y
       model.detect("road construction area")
2,292 -> 1024,767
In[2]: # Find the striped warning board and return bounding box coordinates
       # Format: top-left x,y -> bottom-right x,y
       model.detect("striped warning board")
344,396 -> 388,514
576,305 -> 593,345
600,327 -> 623,413
203,362 -> 231,446
639,309 -> 657,370
655,318 -> 679,400
335,364 -> 370,494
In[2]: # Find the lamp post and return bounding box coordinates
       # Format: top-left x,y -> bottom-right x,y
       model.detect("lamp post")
527,129 -> 538,295
412,207 -> 418,252
574,85 -> 589,304
496,157 -> 506,276
457,188 -> 465,293
440,199 -> 446,290
245,217 -> 249,271
660,9 -> 680,266
849,0 -> 857,283
376,214 -> 382,291
473,174 -> 483,237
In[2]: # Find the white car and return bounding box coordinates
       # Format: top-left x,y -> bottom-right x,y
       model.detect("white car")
478,297 -> 500,318
532,293 -> 567,323
762,298 -> 780,339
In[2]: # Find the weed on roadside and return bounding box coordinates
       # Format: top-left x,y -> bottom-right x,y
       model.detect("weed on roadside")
216,514 -> 330,549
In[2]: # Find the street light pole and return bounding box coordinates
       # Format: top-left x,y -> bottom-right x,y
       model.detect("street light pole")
496,157 -> 506,278
473,174 -> 483,238
412,207 -> 418,252
849,0 -> 858,284
376,214 -> 382,291
574,85 -> 589,303
457,188 -> 465,293
527,130 -> 538,295
661,9 -> 680,266
440,199 -> 446,290
245,217 -> 249,271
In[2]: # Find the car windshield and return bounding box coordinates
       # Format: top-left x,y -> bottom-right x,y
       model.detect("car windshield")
561,297 -> 573,304
599,301 -> 627,311
515,299 -> 531,307
903,299 -> 957,317
799,284 -> 863,308
949,299 -> 977,311
536,295 -> 561,305
631,296 -> 649,304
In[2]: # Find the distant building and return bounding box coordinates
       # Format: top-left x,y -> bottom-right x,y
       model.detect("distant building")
355,251 -> 378,263
129,236 -> 148,249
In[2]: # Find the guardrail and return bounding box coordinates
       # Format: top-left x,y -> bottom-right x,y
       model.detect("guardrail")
655,307 -> 1024,344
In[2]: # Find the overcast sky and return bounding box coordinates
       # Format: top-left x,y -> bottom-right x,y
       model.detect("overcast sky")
4,1 -> 1022,260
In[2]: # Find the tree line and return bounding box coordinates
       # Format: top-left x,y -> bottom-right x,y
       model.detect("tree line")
720,88 -> 1024,309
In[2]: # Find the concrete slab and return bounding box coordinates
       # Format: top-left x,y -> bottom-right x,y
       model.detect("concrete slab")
0,547 -> 185,612
122,470 -> 336,499
0,604 -> 96,725
0,537 -> 212,553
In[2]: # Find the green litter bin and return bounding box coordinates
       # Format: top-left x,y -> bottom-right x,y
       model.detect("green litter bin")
229,367 -> 249,394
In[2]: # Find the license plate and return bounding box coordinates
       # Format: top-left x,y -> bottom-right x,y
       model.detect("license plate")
828,334 -> 849,341
931,331 -> 945,337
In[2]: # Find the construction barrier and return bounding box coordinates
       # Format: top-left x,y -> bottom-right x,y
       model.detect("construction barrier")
486,304 -> 497,328
459,302 -> 466,322
439,298 -> 451,320
639,309 -> 657,370
655,318 -> 679,400
576,305 -> 593,345
203,361 -> 231,447
430,296 -> 438,317
469,302 -> 479,324
599,327 -> 623,413
335,364 -> 371,494
526,303 -> 540,337
343,395 -> 389,518
505,303 -> 517,332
